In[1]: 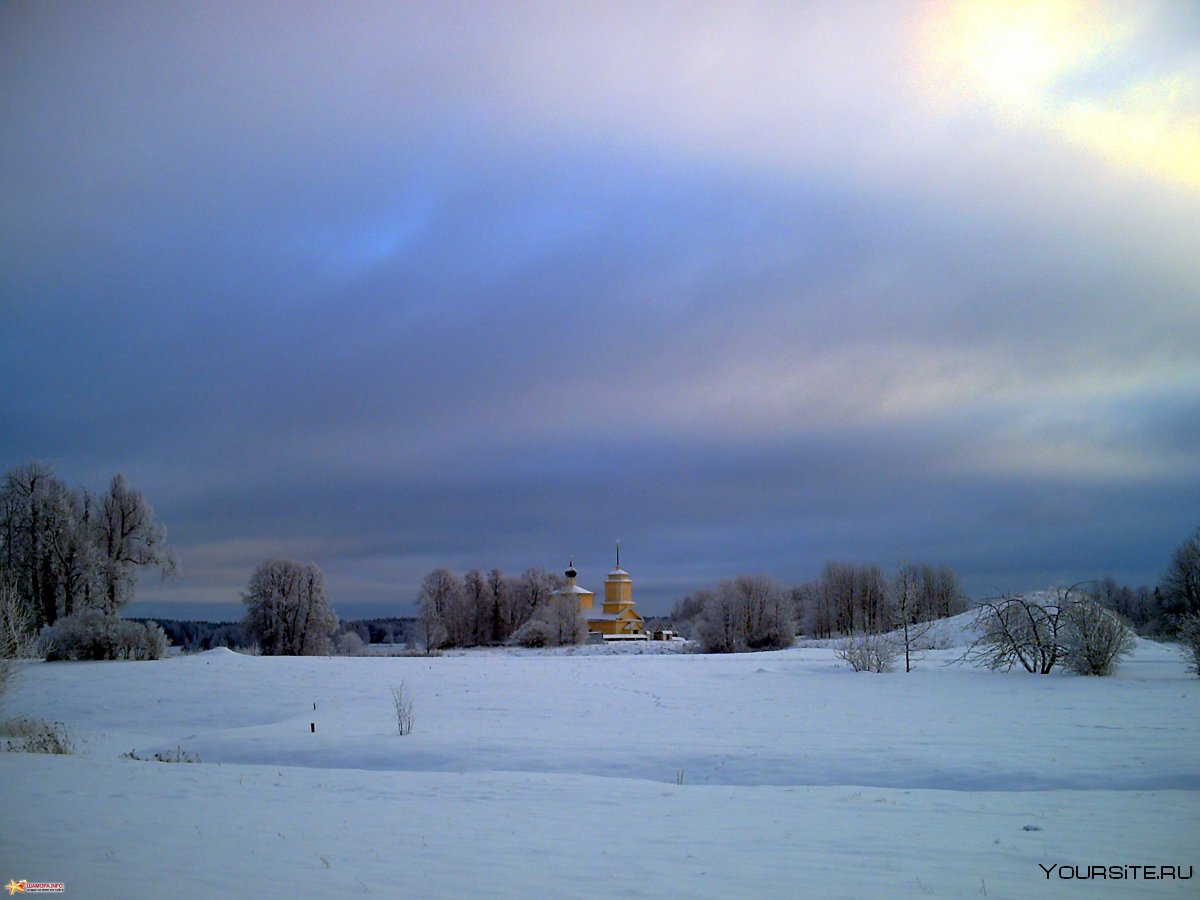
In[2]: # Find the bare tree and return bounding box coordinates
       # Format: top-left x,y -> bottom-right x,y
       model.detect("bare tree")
914,563 -> 968,620
817,562 -> 891,635
669,591 -> 708,639
487,568 -> 508,643
960,591 -> 1066,674
891,561 -> 933,672
416,567 -> 462,651
242,559 -> 339,655
696,575 -> 794,653
959,585 -> 1130,675
800,579 -> 836,639
509,567 -> 559,635
462,569 -> 492,646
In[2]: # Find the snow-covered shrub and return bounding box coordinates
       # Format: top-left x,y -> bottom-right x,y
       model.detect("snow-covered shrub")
1059,599 -> 1135,676
123,746 -> 200,763
390,681 -> 414,735
506,596 -> 586,649
835,633 -> 896,672
1,584 -> 37,703
334,630 -> 365,656
0,716 -> 73,754
510,617 -> 554,648
130,620 -> 168,660
1178,612 -> 1200,677
40,610 -> 169,661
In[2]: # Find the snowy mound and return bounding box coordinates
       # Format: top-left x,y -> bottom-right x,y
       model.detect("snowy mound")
796,609 -> 983,651
197,647 -> 240,658
913,608 -> 983,650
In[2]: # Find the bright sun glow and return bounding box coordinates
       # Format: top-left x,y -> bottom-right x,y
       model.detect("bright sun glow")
920,0 -> 1200,189
924,0 -> 1111,111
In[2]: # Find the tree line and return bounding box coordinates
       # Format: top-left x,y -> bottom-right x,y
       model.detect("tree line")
415,566 -> 583,649
1,462 -> 176,660
671,560 -> 968,652
1,462 -> 176,629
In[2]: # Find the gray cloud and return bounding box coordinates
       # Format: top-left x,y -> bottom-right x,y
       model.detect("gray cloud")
1,1 -> 1196,618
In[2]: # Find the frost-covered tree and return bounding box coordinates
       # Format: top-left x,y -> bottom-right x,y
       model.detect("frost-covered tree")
1178,611 -> 1200,677
1,463 -> 70,629
510,567 -> 558,634
509,593 -> 585,648
39,609 -> 168,661
961,591 -> 1068,674
94,475 -> 176,614
1161,526 -> 1200,619
416,567 -> 462,651
697,575 -> 794,653
461,569 -> 492,646
961,585 -> 1133,676
0,583 -> 36,703
1059,597 -> 1136,676
835,633 -> 897,673
1,464 -> 175,631
242,559 -> 339,655
544,593 -> 587,646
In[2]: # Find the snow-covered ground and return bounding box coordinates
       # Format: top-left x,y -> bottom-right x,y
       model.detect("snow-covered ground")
1,626 -> 1196,898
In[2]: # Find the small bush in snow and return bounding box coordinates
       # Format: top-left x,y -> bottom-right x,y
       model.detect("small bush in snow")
334,630 -> 365,656
0,716 -> 74,755
1059,598 -> 1136,676
40,610 -> 169,661
835,633 -> 897,673
505,596 -> 585,649
390,681 -> 414,735
509,617 -> 555,648
1178,612 -> 1200,677
122,746 -> 201,763
1,585 -> 37,703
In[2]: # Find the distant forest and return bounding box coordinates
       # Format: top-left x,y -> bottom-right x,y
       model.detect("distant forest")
133,617 -> 417,653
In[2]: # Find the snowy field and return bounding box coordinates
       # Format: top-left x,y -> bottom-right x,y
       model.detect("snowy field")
1,624 -> 1196,898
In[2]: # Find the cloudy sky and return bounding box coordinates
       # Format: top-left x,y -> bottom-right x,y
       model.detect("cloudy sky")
2,1 -> 1197,619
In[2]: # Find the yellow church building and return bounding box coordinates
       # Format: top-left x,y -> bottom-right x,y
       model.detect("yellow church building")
557,546 -> 645,640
